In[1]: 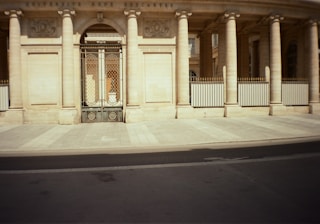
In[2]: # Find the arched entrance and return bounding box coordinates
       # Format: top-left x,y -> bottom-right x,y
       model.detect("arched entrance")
80,24 -> 123,122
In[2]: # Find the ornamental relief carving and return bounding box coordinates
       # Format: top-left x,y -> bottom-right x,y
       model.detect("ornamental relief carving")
29,18 -> 57,38
143,19 -> 172,38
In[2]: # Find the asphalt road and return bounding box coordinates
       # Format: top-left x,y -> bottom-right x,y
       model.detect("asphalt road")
0,141 -> 320,223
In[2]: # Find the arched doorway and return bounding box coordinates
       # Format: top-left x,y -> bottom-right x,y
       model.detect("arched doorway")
80,24 -> 123,122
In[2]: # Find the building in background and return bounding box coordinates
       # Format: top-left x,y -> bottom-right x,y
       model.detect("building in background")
0,0 -> 319,124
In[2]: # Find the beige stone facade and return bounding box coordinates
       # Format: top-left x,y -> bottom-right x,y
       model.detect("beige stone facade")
0,0 -> 319,124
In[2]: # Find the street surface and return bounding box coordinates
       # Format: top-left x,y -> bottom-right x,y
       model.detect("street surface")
1,141 -> 320,223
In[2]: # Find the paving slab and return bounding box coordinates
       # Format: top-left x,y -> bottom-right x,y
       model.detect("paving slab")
0,114 -> 320,156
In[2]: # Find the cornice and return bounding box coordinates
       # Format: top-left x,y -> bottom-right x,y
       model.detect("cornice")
0,0 -> 319,20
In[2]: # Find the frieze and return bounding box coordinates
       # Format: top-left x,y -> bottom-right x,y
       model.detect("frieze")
124,2 -> 173,8
143,19 -> 172,38
25,1 -> 82,7
29,18 -> 57,38
24,1 -> 173,9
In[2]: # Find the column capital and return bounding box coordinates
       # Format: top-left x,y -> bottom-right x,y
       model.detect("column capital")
269,14 -> 284,23
124,9 -> 141,17
224,11 -> 240,20
58,9 -> 76,17
4,10 -> 23,17
175,10 -> 192,18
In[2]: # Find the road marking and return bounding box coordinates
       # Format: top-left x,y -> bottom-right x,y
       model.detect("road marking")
204,157 -> 250,161
1,152 -> 319,175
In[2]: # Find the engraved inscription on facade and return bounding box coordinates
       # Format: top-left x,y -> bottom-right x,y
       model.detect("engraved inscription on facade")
143,19 -> 172,38
29,18 -> 57,38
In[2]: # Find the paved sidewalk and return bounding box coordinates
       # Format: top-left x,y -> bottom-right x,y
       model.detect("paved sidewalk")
1,114 -> 320,156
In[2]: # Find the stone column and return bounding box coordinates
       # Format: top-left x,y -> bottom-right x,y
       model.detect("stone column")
269,15 -> 283,105
123,9 -> 142,122
200,31 -> 213,77
259,26 -> 270,82
307,19 -> 320,113
58,9 -> 75,108
124,9 -> 141,107
4,10 -> 22,109
176,10 -> 192,106
225,11 -> 239,105
58,9 -> 77,124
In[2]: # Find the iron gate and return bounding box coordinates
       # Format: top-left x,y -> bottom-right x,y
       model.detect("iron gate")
81,43 -> 123,122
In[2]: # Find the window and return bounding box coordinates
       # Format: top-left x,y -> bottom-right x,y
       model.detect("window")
188,38 -> 195,57
212,34 -> 218,48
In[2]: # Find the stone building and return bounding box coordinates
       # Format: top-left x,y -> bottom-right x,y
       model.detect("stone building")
0,0 -> 319,124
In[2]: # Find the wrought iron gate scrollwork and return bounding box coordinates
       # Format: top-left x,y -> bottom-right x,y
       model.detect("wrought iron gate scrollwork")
81,44 -> 123,122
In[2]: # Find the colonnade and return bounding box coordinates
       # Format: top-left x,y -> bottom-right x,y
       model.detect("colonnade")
199,12 -> 320,113
3,8 -> 320,122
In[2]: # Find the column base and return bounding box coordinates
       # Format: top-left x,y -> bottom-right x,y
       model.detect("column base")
176,105 -> 193,119
0,109 -> 24,124
125,106 -> 143,123
309,103 -> 320,114
59,108 -> 78,125
224,104 -> 242,117
269,104 -> 287,116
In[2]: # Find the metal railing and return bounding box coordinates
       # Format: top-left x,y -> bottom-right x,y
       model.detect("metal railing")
0,80 -> 9,111
238,77 -> 269,107
282,79 -> 309,106
190,77 -> 224,107
190,76 -> 310,108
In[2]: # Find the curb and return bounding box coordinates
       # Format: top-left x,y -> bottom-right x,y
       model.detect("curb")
1,135 -> 320,157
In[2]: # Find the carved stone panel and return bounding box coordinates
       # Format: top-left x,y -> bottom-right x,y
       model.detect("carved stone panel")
143,19 -> 172,38
29,18 -> 57,38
